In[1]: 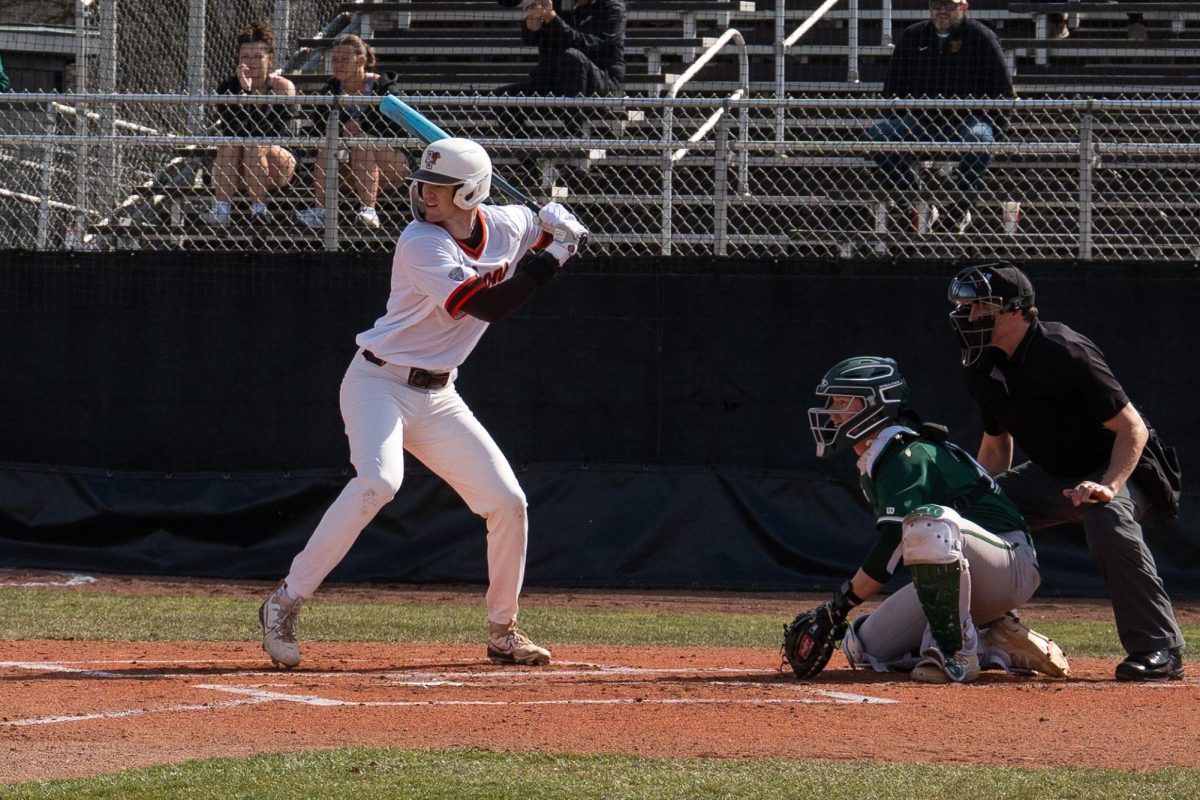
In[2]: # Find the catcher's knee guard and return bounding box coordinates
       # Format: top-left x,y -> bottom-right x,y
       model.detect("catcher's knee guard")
903,505 -> 970,658
901,504 -> 965,565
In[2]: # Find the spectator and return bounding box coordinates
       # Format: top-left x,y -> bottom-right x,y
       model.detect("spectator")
1048,8 -> 1149,41
296,34 -> 410,231
864,0 -> 1013,234
947,263 -> 1186,682
496,0 -> 626,97
0,53 -> 11,93
203,22 -> 297,226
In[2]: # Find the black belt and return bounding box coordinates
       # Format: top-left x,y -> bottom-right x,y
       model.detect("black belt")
362,350 -> 450,389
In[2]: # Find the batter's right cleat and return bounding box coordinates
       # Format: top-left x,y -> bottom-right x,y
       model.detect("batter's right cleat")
1115,647 -> 1184,682
980,612 -> 1070,677
487,621 -> 551,666
259,584 -> 303,668
911,647 -> 980,684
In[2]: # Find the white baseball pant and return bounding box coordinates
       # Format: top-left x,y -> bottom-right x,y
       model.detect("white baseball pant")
284,352 -> 529,626
848,521 -> 1041,669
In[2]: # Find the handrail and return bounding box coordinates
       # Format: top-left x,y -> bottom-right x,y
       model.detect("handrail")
661,28 -> 750,256
774,0 -> 842,143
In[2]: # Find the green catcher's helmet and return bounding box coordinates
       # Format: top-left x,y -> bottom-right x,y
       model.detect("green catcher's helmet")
808,356 -> 910,458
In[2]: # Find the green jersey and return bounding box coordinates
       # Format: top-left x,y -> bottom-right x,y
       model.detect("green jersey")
857,425 -> 1029,583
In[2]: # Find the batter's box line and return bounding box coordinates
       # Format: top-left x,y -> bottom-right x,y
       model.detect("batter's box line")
193,683 -> 900,707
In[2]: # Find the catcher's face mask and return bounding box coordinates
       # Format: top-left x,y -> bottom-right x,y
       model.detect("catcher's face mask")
808,357 -> 908,458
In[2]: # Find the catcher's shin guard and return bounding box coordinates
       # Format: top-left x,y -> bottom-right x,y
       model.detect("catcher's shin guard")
903,505 -> 970,658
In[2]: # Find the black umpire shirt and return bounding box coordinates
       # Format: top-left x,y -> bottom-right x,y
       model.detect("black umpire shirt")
965,319 -> 1129,479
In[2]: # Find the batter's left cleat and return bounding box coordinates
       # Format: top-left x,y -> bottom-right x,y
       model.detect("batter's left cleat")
911,647 -> 979,684
259,583 -> 303,668
487,621 -> 551,666
979,612 -> 1070,677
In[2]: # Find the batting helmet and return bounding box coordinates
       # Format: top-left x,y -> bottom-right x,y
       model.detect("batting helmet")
808,356 -> 909,458
947,262 -> 1036,366
409,137 -> 493,220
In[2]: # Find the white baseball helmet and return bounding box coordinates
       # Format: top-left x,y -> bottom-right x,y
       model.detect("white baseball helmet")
409,137 -> 492,220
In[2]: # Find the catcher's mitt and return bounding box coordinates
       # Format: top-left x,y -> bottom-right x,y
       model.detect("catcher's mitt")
780,602 -> 849,680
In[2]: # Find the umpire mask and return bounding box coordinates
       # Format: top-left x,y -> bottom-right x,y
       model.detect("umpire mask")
947,263 -> 1035,366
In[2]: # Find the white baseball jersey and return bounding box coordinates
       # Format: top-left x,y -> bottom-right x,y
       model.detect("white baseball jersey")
356,204 -> 551,370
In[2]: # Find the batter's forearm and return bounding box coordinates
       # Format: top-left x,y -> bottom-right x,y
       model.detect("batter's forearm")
460,273 -> 540,322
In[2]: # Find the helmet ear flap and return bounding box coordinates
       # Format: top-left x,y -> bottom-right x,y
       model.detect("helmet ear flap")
409,180 -> 427,221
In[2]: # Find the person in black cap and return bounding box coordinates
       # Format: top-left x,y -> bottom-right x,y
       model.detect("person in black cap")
947,262 -> 1185,681
865,0 -> 1013,235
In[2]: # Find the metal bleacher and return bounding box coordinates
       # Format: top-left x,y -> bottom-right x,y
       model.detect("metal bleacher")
67,0 -> 1200,260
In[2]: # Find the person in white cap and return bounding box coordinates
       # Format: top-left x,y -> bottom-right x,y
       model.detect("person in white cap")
260,137 -> 587,669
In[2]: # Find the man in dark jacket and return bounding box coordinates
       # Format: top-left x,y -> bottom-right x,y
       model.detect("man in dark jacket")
865,0 -> 1013,234
497,0 -> 626,96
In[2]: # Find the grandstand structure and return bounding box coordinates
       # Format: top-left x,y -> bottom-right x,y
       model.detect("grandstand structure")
1,0 -> 1198,260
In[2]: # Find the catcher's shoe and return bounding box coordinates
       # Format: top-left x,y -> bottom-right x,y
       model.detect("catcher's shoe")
259,583 -> 303,668
911,647 -> 980,684
980,612 -> 1070,677
487,621 -> 551,666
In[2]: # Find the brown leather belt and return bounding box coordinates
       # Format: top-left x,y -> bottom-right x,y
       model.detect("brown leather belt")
362,350 -> 450,389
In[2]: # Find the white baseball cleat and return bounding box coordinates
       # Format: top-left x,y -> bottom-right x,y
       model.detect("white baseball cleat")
980,612 -> 1070,677
259,583 -> 303,668
487,621 -> 551,666
911,647 -> 980,684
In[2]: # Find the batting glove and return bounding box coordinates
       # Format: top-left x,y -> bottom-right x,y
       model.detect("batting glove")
539,203 -> 589,248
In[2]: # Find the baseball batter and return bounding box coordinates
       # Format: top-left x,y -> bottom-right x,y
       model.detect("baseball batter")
259,137 -> 587,668
783,356 -> 1069,683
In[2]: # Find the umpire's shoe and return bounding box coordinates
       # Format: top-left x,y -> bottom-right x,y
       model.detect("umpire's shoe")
911,647 -> 980,684
1115,647 -> 1184,682
259,582 -> 303,668
488,621 -> 551,666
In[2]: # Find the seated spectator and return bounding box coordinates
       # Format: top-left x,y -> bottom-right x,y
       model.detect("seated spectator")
203,22 -> 297,226
496,0 -> 626,97
1048,8 -> 1149,41
864,0 -> 1013,234
296,34 -> 409,231
0,53 -> 9,92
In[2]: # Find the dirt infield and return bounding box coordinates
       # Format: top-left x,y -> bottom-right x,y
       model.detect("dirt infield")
1,572 -> 1197,784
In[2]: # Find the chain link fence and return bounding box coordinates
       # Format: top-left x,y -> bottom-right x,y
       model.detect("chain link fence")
2,92 -> 1199,260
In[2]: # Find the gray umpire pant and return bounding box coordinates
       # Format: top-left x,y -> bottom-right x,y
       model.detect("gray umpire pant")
998,460 -> 1185,655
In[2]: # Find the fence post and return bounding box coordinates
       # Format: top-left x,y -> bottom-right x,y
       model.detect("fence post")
323,99 -> 342,251
1078,106 -> 1095,261
186,0 -> 206,135
774,1 -> 786,143
273,0 -> 292,72
99,0 -> 119,212
36,103 -> 57,251
714,110 -> 730,256
660,103 -> 674,257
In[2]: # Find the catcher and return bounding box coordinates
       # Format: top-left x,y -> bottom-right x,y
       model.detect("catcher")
782,356 -> 1070,683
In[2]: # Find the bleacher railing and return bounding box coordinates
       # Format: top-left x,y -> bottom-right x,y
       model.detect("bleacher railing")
2,92 -> 1199,261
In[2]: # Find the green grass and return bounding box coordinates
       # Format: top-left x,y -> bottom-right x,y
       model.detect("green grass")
2,748 -> 1198,800
0,588 -> 1192,657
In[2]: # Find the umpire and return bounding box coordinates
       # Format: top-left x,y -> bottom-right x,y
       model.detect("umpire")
946,262 -> 1185,681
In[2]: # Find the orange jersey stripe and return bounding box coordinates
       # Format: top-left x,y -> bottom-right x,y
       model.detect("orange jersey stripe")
445,276 -> 486,317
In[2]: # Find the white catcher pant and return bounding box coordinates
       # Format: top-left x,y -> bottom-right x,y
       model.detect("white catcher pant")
285,352 -> 529,626
855,523 -> 1041,666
